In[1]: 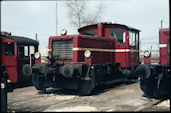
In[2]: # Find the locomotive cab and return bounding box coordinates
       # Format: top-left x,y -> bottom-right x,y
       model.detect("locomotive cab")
79,23 -> 140,79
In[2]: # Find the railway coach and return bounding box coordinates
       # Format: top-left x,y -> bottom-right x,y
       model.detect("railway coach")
23,22 -> 141,95
137,28 -> 170,99
1,32 -> 39,88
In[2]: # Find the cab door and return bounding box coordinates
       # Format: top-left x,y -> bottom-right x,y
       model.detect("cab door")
129,31 -> 139,67
17,45 -> 35,83
109,27 -> 129,68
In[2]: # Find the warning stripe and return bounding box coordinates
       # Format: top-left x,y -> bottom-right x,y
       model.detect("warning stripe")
159,44 -> 167,48
73,47 -> 139,53
48,49 -> 52,51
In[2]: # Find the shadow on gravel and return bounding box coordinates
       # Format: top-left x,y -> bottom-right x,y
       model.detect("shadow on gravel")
124,79 -> 140,85
38,88 -> 79,96
37,79 -> 140,96
91,82 -> 124,96
91,79 -> 140,96
14,82 -> 33,88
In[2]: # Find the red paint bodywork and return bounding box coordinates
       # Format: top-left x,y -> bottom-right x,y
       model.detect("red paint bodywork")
49,35 -> 115,65
35,58 -> 41,64
48,23 -> 140,68
78,23 -> 140,68
159,28 -> 170,65
1,35 -> 39,83
144,56 -> 151,64
1,36 -> 18,82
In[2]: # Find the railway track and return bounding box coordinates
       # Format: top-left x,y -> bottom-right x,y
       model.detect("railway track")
8,96 -> 78,112
30,97 -> 79,112
8,93 -> 44,105
30,82 -> 128,112
7,81 -> 170,112
8,88 -> 79,112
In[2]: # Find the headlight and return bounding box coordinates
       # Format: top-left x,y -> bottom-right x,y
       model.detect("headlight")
144,50 -> 151,57
84,50 -> 91,58
61,29 -> 67,35
34,52 -> 41,59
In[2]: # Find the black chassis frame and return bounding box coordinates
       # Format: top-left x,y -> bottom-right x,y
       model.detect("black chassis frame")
140,64 -> 170,99
31,62 -> 124,95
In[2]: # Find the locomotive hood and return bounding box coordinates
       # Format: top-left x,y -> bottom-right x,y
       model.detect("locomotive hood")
48,35 -> 116,65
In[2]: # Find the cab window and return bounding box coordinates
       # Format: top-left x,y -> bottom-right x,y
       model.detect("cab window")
29,46 -> 35,55
110,28 -> 126,44
82,30 -> 95,36
135,33 -> 139,48
30,46 -> 35,58
24,46 -> 28,56
4,42 -> 14,56
18,45 -> 29,58
129,31 -> 136,46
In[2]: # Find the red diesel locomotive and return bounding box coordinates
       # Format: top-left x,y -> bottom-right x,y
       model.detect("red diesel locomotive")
1,32 -> 39,87
24,22 -> 141,95
137,28 -> 170,99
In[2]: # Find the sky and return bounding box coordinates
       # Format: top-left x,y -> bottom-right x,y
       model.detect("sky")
1,0 -> 170,51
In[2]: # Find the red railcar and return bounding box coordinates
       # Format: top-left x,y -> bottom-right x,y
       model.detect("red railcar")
1,32 -> 39,87
137,28 -> 170,99
24,22 -> 141,95
159,28 -> 170,64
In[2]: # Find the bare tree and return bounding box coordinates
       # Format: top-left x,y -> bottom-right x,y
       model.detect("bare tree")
65,0 -> 104,28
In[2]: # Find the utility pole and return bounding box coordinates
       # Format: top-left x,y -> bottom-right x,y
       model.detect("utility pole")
35,33 -> 38,41
56,2 -> 58,36
160,20 -> 164,28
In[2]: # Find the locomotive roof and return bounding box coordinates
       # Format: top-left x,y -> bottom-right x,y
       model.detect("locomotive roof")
78,22 -> 140,32
1,32 -> 39,46
159,28 -> 170,32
